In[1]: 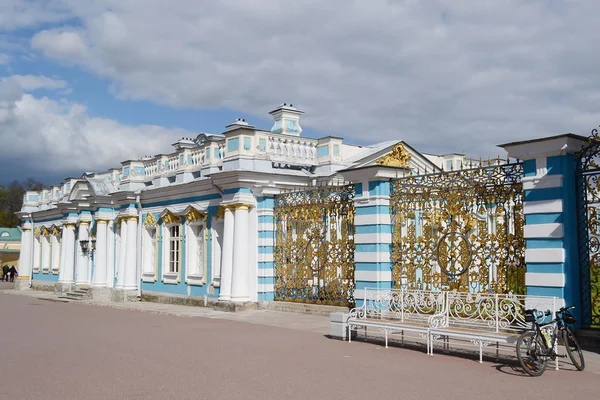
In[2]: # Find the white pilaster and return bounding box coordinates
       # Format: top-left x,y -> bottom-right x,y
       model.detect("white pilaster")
123,217 -> 138,290
51,233 -> 61,274
92,220 -> 108,287
59,224 -> 76,284
230,205 -> 250,302
75,222 -> 90,285
116,220 -> 128,288
218,207 -> 235,301
41,234 -> 50,272
107,221 -> 115,287
17,226 -> 32,279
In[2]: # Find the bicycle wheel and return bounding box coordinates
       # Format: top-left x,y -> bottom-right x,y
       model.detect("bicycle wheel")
516,331 -> 548,376
562,328 -> 585,371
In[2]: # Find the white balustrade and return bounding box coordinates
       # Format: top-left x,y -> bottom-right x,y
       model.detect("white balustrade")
267,135 -> 317,165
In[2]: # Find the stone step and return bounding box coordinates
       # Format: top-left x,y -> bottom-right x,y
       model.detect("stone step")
64,292 -> 91,298
57,296 -> 80,301
73,290 -> 90,294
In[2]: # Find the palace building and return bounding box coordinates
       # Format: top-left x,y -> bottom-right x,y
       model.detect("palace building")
14,104 -> 464,304
14,104 -> 593,329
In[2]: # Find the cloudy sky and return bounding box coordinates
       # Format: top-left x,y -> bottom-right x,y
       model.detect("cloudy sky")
1,0 -> 599,185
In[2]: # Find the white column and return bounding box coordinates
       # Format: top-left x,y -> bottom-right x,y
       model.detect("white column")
116,220 -> 128,288
218,207 -> 234,301
230,205 -> 250,302
92,220 -> 108,287
41,234 -> 50,272
107,221 -> 116,287
123,217 -> 138,290
32,233 -> 40,273
51,233 -> 61,274
75,222 -> 90,285
59,224 -> 76,283
17,227 -> 32,279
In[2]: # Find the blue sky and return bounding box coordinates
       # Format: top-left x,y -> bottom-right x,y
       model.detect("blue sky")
1,0 -> 599,186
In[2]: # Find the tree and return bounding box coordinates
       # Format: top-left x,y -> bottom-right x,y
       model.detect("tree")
0,178 -> 43,228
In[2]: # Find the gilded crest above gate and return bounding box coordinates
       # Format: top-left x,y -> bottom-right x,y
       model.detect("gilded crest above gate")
376,142 -> 411,168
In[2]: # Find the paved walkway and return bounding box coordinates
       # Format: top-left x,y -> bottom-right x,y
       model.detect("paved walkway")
2,284 -> 600,376
1,291 -> 599,400
1,286 -> 331,335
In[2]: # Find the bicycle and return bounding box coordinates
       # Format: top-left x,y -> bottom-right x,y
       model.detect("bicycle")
516,305 -> 585,376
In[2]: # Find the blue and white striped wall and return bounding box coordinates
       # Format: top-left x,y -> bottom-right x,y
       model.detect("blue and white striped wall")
521,152 -> 580,319
353,180 -> 393,307
257,196 -> 275,301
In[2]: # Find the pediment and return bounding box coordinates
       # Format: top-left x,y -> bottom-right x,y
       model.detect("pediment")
349,141 -> 440,174
159,208 -> 181,225
181,205 -> 207,224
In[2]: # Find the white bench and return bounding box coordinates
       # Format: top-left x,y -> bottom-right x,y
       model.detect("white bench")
347,288 -> 557,364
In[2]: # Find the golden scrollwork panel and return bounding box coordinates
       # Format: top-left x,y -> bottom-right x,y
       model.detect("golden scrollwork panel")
274,185 -> 356,307
390,163 -> 525,294
577,127 -> 600,328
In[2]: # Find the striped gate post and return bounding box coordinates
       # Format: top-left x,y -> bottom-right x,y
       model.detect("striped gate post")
343,167 -> 401,308
257,195 -> 275,301
501,134 -> 588,325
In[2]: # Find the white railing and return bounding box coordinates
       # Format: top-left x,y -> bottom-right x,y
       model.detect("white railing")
144,162 -> 158,177
267,135 -> 318,165
353,288 -> 557,335
189,148 -> 205,166
167,155 -> 179,171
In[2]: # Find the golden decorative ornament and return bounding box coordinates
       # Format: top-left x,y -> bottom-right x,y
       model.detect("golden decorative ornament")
51,226 -> 61,236
33,227 -> 41,237
273,184 -> 356,307
376,142 -> 412,168
161,209 -> 181,225
185,208 -> 206,223
576,126 -> 600,328
143,213 -> 157,227
389,162 -> 525,294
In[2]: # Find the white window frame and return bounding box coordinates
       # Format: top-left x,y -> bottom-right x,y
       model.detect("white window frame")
162,223 -> 181,284
185,220 -> 206,285
142,225 -> 158,282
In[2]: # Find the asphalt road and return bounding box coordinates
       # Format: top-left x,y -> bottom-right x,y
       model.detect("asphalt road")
0,292 -> 597,400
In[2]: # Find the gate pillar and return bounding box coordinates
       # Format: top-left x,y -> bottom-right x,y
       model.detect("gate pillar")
501,134 -> 588,324
342,167 -> 404,307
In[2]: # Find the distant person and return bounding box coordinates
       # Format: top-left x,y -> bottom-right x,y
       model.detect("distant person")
1,265 -> 8,282
8,266 -> 17,282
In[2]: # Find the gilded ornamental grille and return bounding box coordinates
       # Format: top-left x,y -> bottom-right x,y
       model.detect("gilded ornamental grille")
274,184 -> 356,307
577,127 -> 600,328
390,162 -> 525,294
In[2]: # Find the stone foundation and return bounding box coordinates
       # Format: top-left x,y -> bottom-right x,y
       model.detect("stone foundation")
30,281 -> 56,292
111,289 -> 140,303
141,291 -> 218,308
259,301 -> 349,317
213,301 -> 258,312
90,287 -> 112,301
14,279 -> 31,291
54,282 -> 75,294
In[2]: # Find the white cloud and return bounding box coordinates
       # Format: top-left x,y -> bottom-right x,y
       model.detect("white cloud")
0,0 -> 71,31
3,74 -> 68,91
13,0 -> 600,158
0,76 -> 189,176
0,53 -> 10,64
